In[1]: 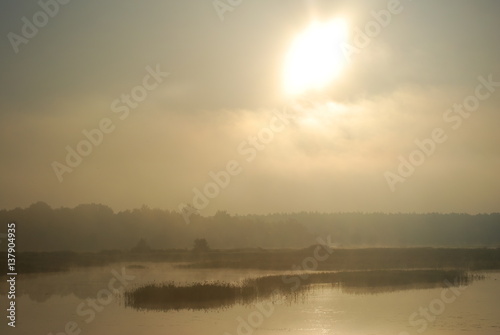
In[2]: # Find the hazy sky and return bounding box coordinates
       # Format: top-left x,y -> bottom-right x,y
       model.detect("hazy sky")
1,0 -> 500,214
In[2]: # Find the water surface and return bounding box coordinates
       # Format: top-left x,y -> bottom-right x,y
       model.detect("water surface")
1,263 -> 499,335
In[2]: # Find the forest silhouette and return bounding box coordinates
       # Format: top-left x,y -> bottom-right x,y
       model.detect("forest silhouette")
1,201 -> 499,252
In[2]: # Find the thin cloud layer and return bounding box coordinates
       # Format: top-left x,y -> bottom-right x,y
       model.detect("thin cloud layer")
0,0 -> 499,214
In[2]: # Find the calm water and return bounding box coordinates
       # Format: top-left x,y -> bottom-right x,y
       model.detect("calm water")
1,263 -> 499,335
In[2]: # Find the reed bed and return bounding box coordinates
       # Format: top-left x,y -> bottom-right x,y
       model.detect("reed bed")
125,269 -> 482,311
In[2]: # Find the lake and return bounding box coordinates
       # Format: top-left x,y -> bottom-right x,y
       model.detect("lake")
1,263 -> 499,335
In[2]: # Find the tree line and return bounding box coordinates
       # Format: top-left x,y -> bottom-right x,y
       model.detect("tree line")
0,202 -> 499,251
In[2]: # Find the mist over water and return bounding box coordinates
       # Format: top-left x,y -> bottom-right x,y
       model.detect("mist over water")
1,263 -> 499,335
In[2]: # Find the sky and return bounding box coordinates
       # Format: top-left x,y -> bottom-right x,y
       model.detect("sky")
1,0 -> 500,215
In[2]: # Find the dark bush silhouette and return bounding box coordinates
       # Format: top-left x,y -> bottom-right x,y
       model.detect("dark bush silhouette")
131,238 -> 151,253
192,238 -> 210,253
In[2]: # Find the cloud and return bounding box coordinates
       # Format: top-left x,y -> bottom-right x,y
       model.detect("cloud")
3,80 -> 498,214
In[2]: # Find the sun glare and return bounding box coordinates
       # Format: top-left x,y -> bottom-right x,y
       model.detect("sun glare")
284,19 -> 348,96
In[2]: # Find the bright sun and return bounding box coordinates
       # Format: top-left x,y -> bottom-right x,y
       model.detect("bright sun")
284,19 -> 348,96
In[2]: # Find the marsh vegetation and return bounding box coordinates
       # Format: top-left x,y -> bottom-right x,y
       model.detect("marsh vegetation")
2,246 -> 499,275
124,269 -> 482,311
